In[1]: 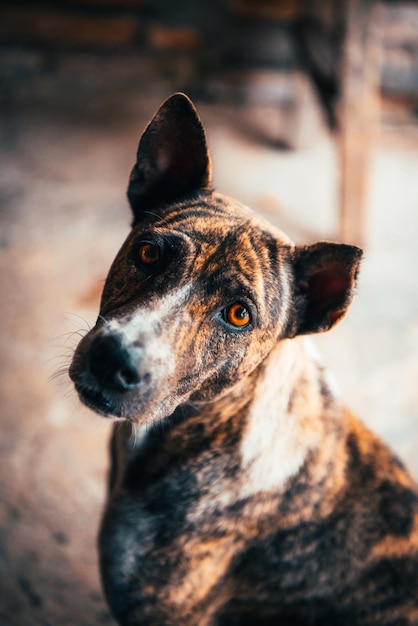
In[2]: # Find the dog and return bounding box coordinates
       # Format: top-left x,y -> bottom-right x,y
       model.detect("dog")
69,93 -> 418,625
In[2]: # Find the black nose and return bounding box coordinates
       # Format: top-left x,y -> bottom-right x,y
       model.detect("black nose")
88,335 -> 142,392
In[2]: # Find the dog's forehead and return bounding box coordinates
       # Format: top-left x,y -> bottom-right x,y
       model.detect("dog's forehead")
101,194 -> 293,320
132,193 -> 292,264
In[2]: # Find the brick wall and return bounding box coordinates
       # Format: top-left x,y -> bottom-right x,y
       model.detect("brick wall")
0,1 -> 417,98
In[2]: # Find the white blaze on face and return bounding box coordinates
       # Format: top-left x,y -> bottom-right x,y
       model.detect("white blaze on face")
105,283 -> 193,379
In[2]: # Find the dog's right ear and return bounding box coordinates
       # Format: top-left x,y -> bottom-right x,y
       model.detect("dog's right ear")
127,93 -> 212,224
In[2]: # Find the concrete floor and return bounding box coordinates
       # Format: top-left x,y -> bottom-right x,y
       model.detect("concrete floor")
0,54 -> 417,625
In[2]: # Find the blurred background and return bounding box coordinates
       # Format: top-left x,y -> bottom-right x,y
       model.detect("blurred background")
0,1 -> 417,624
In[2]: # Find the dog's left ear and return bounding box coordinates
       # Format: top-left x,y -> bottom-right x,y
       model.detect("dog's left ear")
289,242 -> 363,336
128,93 -> 212,224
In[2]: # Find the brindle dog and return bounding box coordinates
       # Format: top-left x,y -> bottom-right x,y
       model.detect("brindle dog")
70,94 -> 418,625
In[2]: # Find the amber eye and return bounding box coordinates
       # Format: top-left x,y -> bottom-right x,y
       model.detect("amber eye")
225,303 -> 251,328
137,242 -> 161,266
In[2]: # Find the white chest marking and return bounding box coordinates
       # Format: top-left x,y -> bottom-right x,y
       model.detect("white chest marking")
239,340 -> 318,498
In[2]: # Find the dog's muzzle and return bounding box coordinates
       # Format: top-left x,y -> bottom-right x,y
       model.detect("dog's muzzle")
71,332 -> 150,417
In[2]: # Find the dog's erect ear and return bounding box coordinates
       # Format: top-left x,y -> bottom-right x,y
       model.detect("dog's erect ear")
289,242 -> 363,336
127,93 -> 212,223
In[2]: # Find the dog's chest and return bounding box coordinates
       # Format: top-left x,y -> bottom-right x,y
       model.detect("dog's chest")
100,491 -> 241,623
99,425 -> 250,623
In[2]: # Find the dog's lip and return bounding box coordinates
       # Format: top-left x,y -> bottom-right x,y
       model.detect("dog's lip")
75,383 -> 121,418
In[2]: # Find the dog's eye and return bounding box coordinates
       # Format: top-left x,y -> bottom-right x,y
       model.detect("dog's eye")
224,303 -> 251,328
137,241 -> 161,266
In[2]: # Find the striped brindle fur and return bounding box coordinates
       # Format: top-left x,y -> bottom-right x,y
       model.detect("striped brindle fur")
70,94 -> 418,625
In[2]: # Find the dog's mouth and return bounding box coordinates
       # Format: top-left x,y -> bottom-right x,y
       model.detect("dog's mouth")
75,383 -> 122,418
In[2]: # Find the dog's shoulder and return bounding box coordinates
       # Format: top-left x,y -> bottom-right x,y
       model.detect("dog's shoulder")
218,411 -> 418,625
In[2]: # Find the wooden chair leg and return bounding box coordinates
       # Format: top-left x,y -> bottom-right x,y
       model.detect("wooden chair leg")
339,0 -> 381,246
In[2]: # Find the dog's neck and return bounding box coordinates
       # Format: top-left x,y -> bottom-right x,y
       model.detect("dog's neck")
237,337 -> 339,497
126,338 -> 344,502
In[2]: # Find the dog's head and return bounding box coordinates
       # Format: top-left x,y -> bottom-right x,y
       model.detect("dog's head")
70,94 -> 362,424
